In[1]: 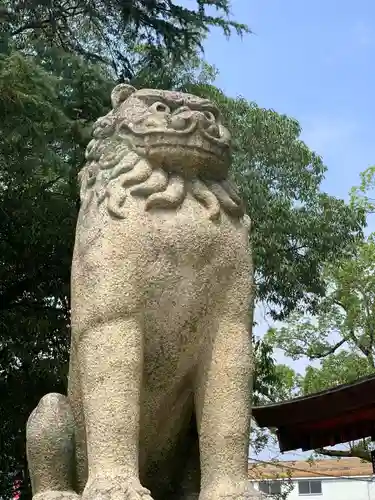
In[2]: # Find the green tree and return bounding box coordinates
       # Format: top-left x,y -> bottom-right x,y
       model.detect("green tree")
191,86 -> 365,319
268,236 -> 375,364
267,234 -> 375,461
2,0 -> 248,80
350,164 -> 375,215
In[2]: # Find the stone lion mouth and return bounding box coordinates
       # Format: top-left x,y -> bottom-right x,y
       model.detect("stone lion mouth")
135,129 -> 230,154
142,137 -> 230,181
145,142 -> 228,157
120,121 -> 230,149
143,134 -> 230,162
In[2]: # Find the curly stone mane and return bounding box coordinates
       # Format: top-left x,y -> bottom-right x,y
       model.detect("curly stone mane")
78,85 -> 245,221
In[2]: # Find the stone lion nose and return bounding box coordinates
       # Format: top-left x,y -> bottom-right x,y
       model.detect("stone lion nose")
201,110 -> 216,123
205,124 -> 220,138
193,110 -> 214,126
168,108 -> 220,137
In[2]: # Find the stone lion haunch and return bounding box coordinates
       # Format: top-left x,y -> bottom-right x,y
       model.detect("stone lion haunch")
26,84 -> 262,500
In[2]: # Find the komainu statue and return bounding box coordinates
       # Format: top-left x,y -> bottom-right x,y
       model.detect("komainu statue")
26,85 -> 261,500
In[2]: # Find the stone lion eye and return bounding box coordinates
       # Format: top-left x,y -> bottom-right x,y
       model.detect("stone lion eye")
154,102 -> 170,113
203,110 -> 216,122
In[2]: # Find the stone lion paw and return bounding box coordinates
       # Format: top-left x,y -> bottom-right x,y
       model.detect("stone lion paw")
33,491 -> 81,500
82,474 -> 154,500
199,479 -> 264,500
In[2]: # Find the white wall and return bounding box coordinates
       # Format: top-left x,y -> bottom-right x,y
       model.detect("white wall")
252,476 -> 375,499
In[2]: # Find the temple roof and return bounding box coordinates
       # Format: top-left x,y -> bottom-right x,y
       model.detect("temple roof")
252,374 -> 375,452
248,458 -> 372,480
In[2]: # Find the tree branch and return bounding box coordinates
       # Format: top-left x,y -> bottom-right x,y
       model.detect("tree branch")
310,338 -> 347,359
11,19 -> 50,37
316,447 -> 371,462
67,40 -> 111,66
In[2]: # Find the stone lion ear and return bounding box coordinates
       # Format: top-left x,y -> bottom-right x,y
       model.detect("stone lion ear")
111,84 -> 137,109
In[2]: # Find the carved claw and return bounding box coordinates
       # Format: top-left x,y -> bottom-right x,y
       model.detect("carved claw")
82,475 -> 154,500
33,492 -> 80,500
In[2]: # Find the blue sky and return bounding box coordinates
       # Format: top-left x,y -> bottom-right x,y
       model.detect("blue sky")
202,0 -> 375,461
204,0 -> 374,202
203,0 -> 375,370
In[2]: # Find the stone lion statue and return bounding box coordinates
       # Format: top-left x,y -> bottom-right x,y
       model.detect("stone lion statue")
26,85 -> 261,500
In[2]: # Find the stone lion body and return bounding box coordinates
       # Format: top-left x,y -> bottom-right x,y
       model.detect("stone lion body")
26,85 -> 260,500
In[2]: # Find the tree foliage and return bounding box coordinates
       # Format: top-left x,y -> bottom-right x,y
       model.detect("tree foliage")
190,86 -> 365,319
267,229 -> 375,462
268,236 -> 375,366
350,164 -> 375,215
2,0 -> 248,80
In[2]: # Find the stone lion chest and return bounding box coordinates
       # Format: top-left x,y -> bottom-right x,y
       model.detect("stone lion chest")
26,85 -> 261,500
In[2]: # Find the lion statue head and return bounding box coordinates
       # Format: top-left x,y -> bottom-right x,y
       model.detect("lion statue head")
78,84 -> 245,220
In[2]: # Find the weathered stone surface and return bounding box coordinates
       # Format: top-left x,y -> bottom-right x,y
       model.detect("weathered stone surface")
26,84 -> 261,500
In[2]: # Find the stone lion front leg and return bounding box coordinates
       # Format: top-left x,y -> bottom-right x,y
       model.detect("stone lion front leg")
77,316 -> 153,500
194,317 -> 261,500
